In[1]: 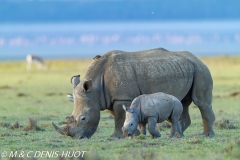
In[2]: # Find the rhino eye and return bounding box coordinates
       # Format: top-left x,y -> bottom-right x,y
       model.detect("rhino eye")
81,117 -> 86,121
130,123 -> 133,126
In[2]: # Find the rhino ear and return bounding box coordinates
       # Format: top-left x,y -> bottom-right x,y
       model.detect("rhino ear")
128,108 -> 133,113
71,75 -> 80,89
122,104 -> 133,113
67,94 -> 74,102
83,80 -> 92,92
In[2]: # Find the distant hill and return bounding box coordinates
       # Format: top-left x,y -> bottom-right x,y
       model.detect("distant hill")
0,0 -> 240,23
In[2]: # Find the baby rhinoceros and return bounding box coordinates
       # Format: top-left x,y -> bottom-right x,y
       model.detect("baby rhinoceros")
122,92 -> 183,138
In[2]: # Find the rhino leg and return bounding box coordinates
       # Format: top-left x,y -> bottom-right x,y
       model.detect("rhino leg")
199,107 -> 215,136
193,88 -> 215,137
138,123 -> 146,135
192,70 -> 215,137
180,93 -> 192,132
148,117 -> 161,138
111,101 -> 131,138
176,122 -> 184,138
169,101 -> 183,138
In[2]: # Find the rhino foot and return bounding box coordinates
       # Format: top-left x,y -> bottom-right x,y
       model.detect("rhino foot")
203,131 -> 215,137
151,132 -> 161,139
170,130 -> 184,138
111,131 -> 125,139
169,133 -> 184,138
133,129 -> 141,136
176,132 -> 184,138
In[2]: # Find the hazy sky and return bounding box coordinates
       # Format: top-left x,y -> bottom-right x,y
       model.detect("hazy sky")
1,0 -> 240,60
1,0 -> 240,23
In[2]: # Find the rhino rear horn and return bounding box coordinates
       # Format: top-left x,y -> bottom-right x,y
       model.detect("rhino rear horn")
66,115 -> 75,123
71,75 -> 80,89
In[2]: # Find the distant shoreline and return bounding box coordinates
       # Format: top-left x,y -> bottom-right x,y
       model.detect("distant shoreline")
1,21 -> 240,61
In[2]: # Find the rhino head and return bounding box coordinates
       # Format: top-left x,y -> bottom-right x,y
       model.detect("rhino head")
122,104 -> 139,137
52,75 -> 100,139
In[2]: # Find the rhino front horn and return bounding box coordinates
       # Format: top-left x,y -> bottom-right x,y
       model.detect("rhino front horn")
52,122 -> 68,136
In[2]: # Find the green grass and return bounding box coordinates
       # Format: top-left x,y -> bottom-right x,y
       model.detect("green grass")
0,56 -> 240,160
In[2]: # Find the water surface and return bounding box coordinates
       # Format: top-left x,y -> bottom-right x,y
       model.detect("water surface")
0,21 -> 240,61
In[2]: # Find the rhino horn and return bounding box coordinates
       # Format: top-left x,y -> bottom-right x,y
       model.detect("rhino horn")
52,122 -> 68,135
71,75 -> 80,89
66,115 -> 75,123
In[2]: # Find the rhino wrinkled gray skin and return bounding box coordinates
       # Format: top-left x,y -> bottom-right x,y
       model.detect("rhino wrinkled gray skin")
52,48 -> 215,139
122,92 -> 183,138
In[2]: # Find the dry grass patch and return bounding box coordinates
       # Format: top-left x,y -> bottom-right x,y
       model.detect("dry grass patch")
24,117 -> 45,131
223,140 -> 240,159
214,118 -> 237,129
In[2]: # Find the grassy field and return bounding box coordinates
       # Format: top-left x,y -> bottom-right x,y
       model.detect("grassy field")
0,56 -> 240,160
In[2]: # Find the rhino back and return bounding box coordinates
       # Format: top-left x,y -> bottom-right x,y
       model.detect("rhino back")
139,93 -> 175,122
104,48 -> 195,101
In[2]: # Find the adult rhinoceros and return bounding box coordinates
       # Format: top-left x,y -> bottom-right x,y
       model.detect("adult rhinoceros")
52,48 -> 215,138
